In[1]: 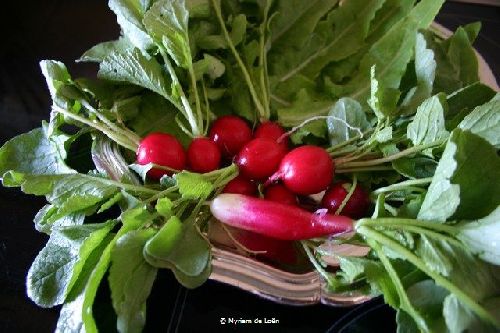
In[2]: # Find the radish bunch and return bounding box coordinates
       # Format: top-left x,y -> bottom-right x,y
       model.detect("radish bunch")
136,115 -> 370,241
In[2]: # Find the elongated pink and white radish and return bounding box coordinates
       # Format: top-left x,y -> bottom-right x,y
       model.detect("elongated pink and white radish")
268,145 -> 334,195
210,194 -> 353,240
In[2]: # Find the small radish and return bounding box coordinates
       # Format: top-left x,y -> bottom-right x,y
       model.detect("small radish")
209,115 -> 252,157
236,138 -> 286,180
264,184 -> 297,206
187,137 -> 221,173
136,132 -> 186,179
226,226 -> 300,265
222,175 -> 257,196
322,182 -> 370,219
210,193 -> 353,240
269,145 -> 334,195
254,121 -> 289,149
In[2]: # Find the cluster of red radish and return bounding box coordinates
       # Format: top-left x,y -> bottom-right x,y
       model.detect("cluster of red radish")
136,115 -> 370,221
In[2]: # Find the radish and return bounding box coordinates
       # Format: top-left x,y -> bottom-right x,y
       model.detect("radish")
264,184 -> 297,205
236,138 -> 286,180
322,182 -> 370,219
226,226 -> 300,265
254,121 -> 289,149
136,132 -> 186,179
210,193 -> 353,240
222,175 -> 257,196
269,145 -> 334,195
187,137 -> 221,173
209,115 -> 252,157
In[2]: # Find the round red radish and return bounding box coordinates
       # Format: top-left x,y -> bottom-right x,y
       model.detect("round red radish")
222,175 -> 257,196
254,121 -> 289,149
187,137 -> 221,173
136,132 -> 186,179
227,226 -> 299,265
322,182 -> 370,219
236,138 -> 286,180
264,184 -> 297,205
270,145 -> 334,195
209,115 -> 252,157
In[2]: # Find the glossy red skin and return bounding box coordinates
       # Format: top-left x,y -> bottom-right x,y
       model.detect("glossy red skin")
321,182 -> 370,219
222,175 -> 258,196
211,193 -> 353,240
273,145 -> 334,195
254,121 -> 289,149
209,115 -> 252,157
136,132 -> 186,179
236,138 -> 286,181
187,137 -> 221,173
264,184 -> 297,206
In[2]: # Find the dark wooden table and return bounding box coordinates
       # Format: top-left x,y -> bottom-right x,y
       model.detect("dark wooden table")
0,1 -> 498,332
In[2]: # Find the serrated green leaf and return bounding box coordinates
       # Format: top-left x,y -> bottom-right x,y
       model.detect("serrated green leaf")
144,217 -> 209,277
155,197 -> 173,217
327,98 -> 370,146
368,66 -> 401,119
407,94 -> 449,150
418,129 -> 500,221
98,48 -> 175,103
415,235 -> 452,276
143,0 -> 192,69
230,14 -> 246,46
110,229 -> 157,333
127,93 -> 190,146
193,54 -> 225,80
27,220 -> 117,307
330,0 -> 444,104
400,33 -> 436,114
109,0 -> 154,51
277,89 -> 332,127
457,206 -> 500,266
144,216 -> 183,259
175,171 -> 214,199
0,127 -> 74,181
55,233 -> 113,333
97,192 -> 124,214
6,173 -> 119,218
272,0 -> 382,81
34,204 -> 85,235
78,37 -> 133,63
458,93 -> 500,148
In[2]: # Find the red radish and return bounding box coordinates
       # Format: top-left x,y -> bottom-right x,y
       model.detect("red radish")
210,193 -> 353,240
209,115 -> 252,157
226,226 -> 299,265
136,132 -> 186,179
222,175 -> 257,196
264,184 -> 297,205
322,182 -> 370,219
236,138 -> 286,180
254,121 -> 289,149
187,137 -> 221,173
269,145 -> 334,195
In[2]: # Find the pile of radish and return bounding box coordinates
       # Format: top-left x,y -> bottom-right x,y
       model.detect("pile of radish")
136,115 -> 370,241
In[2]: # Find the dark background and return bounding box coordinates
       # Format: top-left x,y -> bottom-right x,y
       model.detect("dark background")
0,1 -> 498,332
